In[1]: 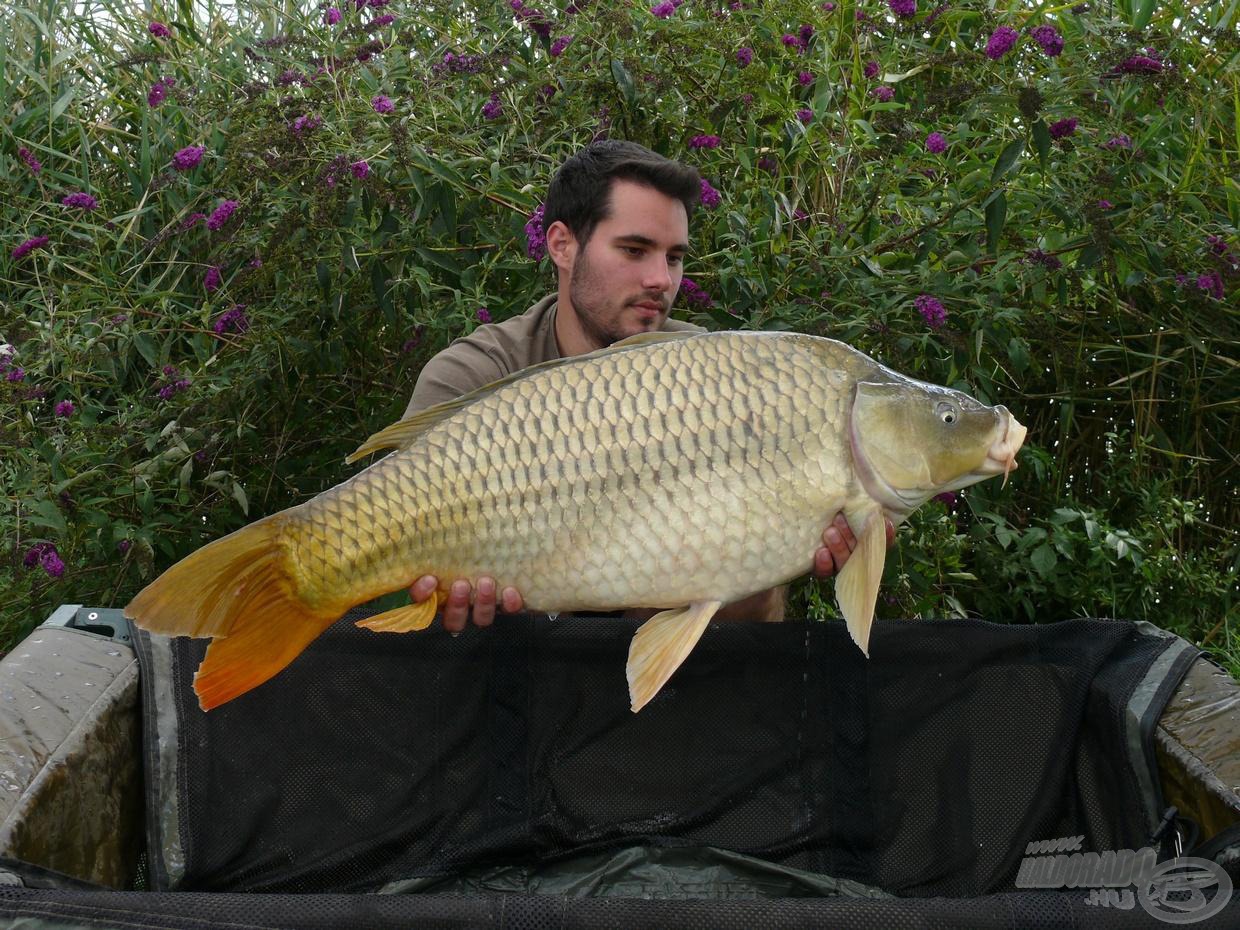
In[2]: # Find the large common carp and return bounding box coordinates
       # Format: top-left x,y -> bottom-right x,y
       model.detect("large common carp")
126,330 -> 1026,712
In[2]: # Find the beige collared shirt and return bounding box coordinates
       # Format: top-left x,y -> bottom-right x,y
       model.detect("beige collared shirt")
405,294 -> 705,417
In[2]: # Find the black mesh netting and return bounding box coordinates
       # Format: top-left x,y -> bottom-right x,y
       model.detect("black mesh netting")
136,614 -> 1185,901
3,884 -> 1239,930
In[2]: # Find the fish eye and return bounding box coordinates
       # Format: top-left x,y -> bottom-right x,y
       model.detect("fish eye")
936,401 -> 959,424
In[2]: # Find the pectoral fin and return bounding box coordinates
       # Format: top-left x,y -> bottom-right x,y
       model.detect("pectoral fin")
834,507 -> 888,657
355,590 -> 447,633
626,600 -> 723,713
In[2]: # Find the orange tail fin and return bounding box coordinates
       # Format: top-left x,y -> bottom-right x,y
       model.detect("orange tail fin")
124,516 -> 337,710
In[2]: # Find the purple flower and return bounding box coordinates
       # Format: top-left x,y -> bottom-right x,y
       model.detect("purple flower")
821,1 -> 836,9
23,543 -> 49,569
204,266 -> 222,292
206,199 -> 238,231
325,7 -> 341,24
1049,117 -> 1078,139
372,13 -> 395,26
872,86 -> 894,102
1025,248 -> 1062,270
54,400 -> 75,417
781,33 -> 802,50
1112,54 -> 1163,76
291,114 -> 322,135
863,60 -> 880,79
889,0 -> 916,18
180,212 -> 206,230
1030,25 -> 1064,56
351,159 -> 370,179
213,304 -> 250,334
985,25 -> 1020,59
372,94 -> 395,113
172,145 -> 205,171
933,491 -> 958,507
651,1 -> 675,16
699,178 -> 722,209
61,192 -> 99,210
12,235 -> 49,260
148,83 -> 167,107
925,131 -> 947,153
757,155 -> 777,174
680,278 -> 713,307
149,21 -> 171,38
482,93 -> 503,119
550,35 -> 573,56
689,134 -> 721,149
525,204 -> 547,260
1096,200 -> 1114,209
736,46 -> 753,67
476,307 -> 492,324
1197,271 -> 1224,300
798,71 -> 814,86
914,293 -> 947,329
799,23 -> 815,43
155,366 -> 192,401
796,106 -> 814,123
118,539 -> 132,554
401,325 -> 426,353
1103,134 -> 1132,149
6,368 -> 24,382
250,256 -> 263,268
38,543 -> 64,580
18,147 -> 42,174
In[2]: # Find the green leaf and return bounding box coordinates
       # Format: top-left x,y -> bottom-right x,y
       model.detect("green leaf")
50,87 -> 74,122
985,192 -> 1007,255
991,139 -> 1024,184
1132,0 -> 1157,30
232,481 -> 249,517
133,333 -> 157,367
1030,543 -> 1057,576
26,499 -> 67,534
1032,121 -> 1051,171
611,58 -> 635,108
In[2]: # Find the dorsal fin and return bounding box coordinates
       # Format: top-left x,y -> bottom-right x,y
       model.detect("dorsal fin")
346,329 -> 702,464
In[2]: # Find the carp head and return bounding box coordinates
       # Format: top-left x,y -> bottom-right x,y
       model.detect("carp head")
849,377 -> 1027,515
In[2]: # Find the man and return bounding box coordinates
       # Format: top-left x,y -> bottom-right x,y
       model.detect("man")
405,140 -> 892,632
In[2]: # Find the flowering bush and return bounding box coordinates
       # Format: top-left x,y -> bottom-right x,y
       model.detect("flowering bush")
2,0 -> 1237,670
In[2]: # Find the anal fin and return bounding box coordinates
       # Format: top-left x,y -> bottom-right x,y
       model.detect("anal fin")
626,600 -> 722,713
355,590 -> 447,633
834,506 -> 888,657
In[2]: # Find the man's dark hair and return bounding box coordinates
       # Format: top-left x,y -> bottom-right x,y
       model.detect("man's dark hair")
543,141 -> 701,247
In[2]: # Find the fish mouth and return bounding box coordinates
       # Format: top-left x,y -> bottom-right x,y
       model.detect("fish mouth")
977,408 -> 1027,487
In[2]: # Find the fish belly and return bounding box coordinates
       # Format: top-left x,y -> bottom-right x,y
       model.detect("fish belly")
289,333 -> 860,612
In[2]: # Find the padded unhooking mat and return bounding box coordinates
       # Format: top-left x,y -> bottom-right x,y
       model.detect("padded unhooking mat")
130,613 -> 1202,901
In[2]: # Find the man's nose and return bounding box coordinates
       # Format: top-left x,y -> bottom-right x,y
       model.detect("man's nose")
641,256 -> 673,293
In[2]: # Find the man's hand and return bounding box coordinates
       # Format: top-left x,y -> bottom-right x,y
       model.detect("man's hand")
408,575 -> 524,634
811,513 -> 897,578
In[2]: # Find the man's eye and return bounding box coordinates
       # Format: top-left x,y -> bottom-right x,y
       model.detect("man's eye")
668,255 -> 684,265
624,247 -> 644,256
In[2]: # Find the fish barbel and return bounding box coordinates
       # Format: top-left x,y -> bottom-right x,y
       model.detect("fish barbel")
125,330 -> 1027,712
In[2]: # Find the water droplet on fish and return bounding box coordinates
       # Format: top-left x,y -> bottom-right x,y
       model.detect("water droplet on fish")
54,671 -> 63,678
106,650 -> 121,657
83,682 -> 94,688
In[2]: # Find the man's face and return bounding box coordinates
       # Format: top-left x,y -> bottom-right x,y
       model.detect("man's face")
563,179 -> 690,347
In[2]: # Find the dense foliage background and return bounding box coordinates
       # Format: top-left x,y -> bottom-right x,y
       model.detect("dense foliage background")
2,0 -> 1237,671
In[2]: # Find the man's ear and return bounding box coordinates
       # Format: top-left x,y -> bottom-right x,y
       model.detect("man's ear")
545,220 -> 576,272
